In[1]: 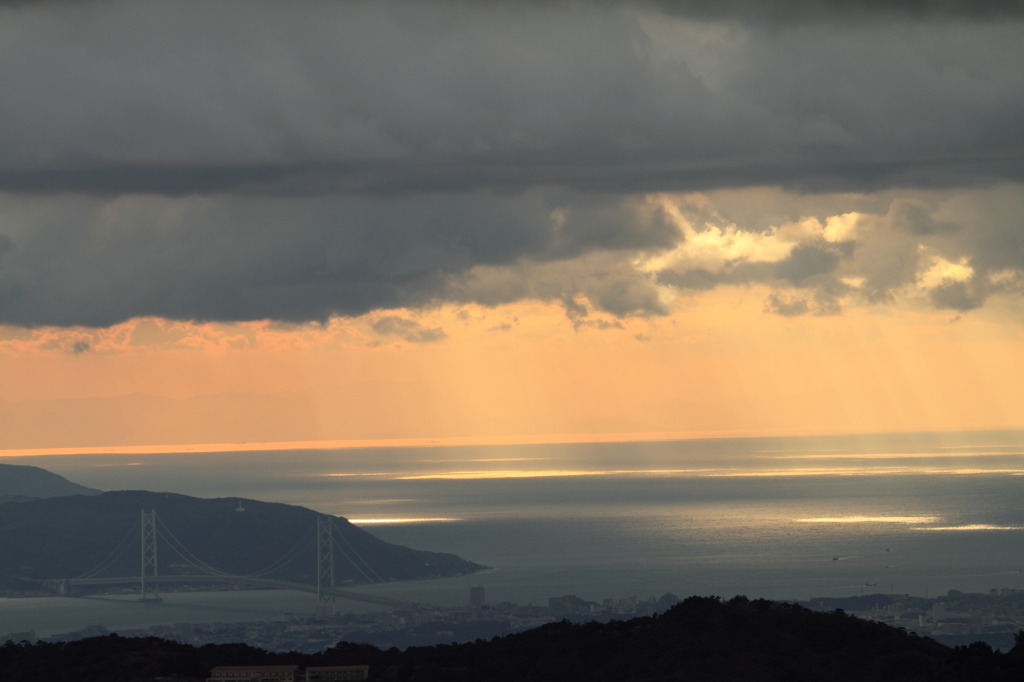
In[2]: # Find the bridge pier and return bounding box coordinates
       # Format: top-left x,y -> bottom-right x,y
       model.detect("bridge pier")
139,509 -> 162,602
316,515 -> 336,617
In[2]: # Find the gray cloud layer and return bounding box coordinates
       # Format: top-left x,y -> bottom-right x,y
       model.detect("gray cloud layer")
650,0 -> 1024,23
0,191 -> 676,326
2,1 -> 1022,195
0,1 -> 1022,328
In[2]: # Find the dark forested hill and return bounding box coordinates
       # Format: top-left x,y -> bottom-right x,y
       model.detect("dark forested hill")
0,463 -> 100,499
0,490 -> 483,585
377,596 -> 1021,682
2,596 -> 1023,682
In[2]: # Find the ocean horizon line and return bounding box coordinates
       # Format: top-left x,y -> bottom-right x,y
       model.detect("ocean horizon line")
3,425 -> 1023,459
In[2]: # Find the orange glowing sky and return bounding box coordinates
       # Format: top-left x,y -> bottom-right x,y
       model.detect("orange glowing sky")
2,3 -> 1023,454
3,204 -> 1022,454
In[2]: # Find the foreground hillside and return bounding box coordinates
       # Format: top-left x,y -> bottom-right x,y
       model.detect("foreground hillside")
0,490 -> 483,586
2,597 -> 1023,681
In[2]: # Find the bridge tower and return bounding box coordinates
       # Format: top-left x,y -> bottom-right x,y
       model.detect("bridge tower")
316,515 -> 335,617
139,509 -> 161,602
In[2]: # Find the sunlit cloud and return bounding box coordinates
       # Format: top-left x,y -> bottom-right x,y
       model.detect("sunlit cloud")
918,253 -> 975,289
394,465 -> 1024,481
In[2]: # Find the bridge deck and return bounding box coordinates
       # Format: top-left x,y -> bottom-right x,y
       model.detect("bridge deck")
50,575 -> 419,609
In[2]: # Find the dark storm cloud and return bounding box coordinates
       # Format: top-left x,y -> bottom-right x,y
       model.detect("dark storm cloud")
765,293 -> 810,317
764,290 -> 844,317
559,293 -> 627,331
0,0 -> 1022,327
0,191 -> 679,327
372,316 -> 447,344
929,280 -> 985,311
890,200 -> 959,236
562,294 -> 592,331
656,260 -> 778,292
660,250 -> 853,317
774,242 -> 850,284
1,1 -> 1021,196
649,0 -> 1024,23
655,268 -> 718,292
949,188 -> 1024,276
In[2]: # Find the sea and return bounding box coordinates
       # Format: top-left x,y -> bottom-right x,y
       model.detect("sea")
3,429 -> 1024,639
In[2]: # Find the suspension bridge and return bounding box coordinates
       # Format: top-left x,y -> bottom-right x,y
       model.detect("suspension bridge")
41,510 -> 420,614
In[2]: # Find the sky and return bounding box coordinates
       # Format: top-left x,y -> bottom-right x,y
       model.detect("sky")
1,0 -> 1023,453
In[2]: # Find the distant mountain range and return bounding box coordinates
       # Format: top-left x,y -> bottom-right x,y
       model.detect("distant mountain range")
0,464 -> 483,589
0,463 -> 101,500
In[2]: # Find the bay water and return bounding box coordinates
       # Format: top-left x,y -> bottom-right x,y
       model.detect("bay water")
4,430 -> 1024,638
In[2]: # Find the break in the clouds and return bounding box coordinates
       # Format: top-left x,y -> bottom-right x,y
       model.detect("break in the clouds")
650,185 -> 1024,315
0,0 -> 1022,328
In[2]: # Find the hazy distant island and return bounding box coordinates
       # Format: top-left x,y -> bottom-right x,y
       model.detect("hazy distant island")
0,464 -> 484,594
0,463 -> 100,501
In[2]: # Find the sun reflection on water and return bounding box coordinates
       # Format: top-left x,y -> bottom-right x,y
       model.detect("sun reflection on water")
347,517 -> 460,524
420,457 -> 547,463
390,466 -> 1024,480
915,524 -> 1024,531
764,452 -> 1024,460
795,516 -> 940,524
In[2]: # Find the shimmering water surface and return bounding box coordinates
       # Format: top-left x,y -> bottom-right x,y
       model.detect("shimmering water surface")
4,430 -> 1024,636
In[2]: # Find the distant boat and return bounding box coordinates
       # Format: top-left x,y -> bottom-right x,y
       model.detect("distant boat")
832,556 -> 839,561
865,582 -> 877,587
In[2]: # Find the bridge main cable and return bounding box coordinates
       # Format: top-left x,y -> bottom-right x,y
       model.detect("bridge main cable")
61,508 -> 428,611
